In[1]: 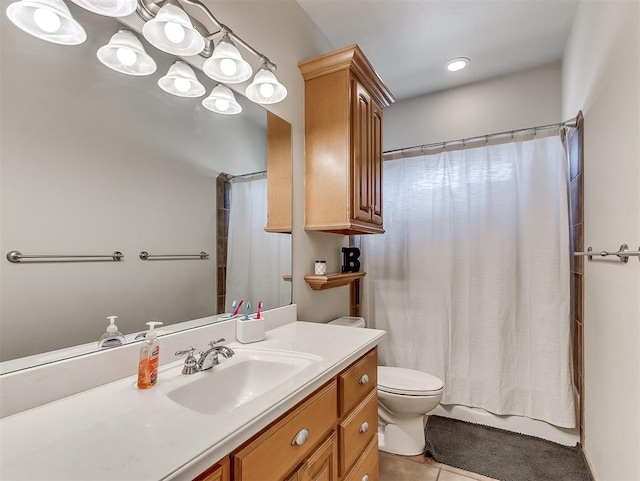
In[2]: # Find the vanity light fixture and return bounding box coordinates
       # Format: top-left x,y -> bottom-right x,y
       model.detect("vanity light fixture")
445,57 -> 470,72
202,32 -> 253,84
141,2 -> 204,56
69,0 -> 136,18
202,84 -> 242,115
5,0 -> 288,105
245,61 -> 287,105
5,0 -> 86,45
158,60 -> 205,97
97,30 -> 157,76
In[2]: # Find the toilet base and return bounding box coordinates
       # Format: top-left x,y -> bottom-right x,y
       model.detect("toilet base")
378,413 -> 427,456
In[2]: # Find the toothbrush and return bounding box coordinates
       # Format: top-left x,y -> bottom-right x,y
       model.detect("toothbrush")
232,300 -> 244,317
256,301 -> 263,319
229,300 -> 237,317
244,302 -> 252,320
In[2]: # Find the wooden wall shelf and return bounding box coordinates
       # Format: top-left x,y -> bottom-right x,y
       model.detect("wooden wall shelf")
304,272 -> 366,290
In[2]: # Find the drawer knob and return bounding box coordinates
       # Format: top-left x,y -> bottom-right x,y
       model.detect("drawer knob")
359,421 -> 369,433
358,374 -> 369,385
362,475 -> 369,481
291,428 -> 309,446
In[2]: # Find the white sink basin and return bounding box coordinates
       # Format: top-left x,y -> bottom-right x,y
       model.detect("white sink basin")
167,348 -> 321,415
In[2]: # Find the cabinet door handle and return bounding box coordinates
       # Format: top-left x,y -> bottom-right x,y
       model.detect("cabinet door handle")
359,421 -> 369,433
291,428 -> 310,446
358,374 -> 369,385
362,475 -> 369,481
370,204 -> 375,210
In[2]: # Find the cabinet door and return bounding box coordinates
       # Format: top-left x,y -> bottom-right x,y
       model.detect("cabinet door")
194,456 -> 230,481
370,101 -> 383,226
298,432 -> 338,481
352,81 -> 372,223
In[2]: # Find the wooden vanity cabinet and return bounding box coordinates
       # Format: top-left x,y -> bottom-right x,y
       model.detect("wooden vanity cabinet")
299,45 -> 394,235
195,348 -> 378,481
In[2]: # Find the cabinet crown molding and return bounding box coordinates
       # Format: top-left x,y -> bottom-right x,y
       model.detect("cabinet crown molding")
299,44 -> 395,109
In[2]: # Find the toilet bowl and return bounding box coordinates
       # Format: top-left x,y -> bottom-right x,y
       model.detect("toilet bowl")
377,366 -> 443,455
328,317 -> 445,456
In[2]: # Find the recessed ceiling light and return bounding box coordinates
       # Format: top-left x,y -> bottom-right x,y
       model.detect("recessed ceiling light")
445,57 -> 470,72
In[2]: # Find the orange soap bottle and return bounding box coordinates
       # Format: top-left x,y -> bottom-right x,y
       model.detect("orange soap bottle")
137,321 -> 163,389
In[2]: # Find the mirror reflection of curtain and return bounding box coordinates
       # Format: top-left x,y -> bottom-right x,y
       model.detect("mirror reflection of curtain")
226,178 -> 291,312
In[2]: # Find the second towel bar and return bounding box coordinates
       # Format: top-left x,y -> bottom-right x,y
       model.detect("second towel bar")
139,251 -> 209,260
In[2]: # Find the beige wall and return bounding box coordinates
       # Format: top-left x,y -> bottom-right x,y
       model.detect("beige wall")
384,62 -> 562,151
562,1 -> 640,479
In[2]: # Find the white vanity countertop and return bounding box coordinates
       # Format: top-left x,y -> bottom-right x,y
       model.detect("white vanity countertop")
0,321 -> 385,480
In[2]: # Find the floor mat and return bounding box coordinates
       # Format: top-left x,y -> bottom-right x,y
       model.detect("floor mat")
424,415 -> 593,481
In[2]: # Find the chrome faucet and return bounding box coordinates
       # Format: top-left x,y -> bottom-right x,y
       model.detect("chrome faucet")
197,338 -> 235,371
175,338 -> 235,375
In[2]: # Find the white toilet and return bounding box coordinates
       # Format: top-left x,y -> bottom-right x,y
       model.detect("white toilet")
329,317 -> 445,456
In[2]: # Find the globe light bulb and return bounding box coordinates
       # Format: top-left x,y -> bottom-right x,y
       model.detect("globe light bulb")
214,98 -> 230,112
116,47 -> 137,67
33,8 -> 61,33
219,58 -> 237,77
259,82 -> 275,99
174,77 -> 191,93
164,21 -> 185,44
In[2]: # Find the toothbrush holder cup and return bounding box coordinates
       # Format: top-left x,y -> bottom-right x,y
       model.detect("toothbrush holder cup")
236,316 -> 265,344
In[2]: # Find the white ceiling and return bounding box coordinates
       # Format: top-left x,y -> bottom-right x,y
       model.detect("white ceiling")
296,0 -> 579,101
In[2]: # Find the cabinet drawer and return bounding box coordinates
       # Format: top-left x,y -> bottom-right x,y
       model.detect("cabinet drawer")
343,435 -> 378,481
338,389 -> 378,475
339,348 -> 377,416
233,380 -> 338,481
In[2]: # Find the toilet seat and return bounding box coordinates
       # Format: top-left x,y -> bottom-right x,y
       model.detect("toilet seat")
378,366 -> 444,396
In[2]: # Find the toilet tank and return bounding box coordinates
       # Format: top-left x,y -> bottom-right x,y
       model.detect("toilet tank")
328,316 -> 366,328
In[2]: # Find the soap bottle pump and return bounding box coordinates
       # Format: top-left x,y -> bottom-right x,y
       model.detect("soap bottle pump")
137,321 -> 163,390
98,315 -> 125,349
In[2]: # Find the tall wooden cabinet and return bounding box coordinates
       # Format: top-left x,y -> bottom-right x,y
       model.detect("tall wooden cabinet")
299,45 -> 394,235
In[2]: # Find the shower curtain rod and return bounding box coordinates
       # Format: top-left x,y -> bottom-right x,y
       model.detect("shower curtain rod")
383,116 -> 578,160
229,170 -> 267,181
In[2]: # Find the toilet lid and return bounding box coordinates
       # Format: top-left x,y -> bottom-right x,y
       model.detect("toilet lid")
378,366 -> 444,396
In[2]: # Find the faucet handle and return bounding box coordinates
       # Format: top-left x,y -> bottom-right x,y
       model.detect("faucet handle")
175,347 -> 198,375
208,338 -> 226,347
175,347 -> 196,357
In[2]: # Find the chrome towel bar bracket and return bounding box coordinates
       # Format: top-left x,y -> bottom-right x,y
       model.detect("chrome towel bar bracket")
574,244 -> 640,263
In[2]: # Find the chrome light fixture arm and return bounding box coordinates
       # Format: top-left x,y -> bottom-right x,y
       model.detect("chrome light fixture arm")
171,0 -> 277,70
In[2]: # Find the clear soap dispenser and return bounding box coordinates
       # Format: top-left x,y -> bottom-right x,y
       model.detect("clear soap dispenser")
137,321 -> 163,389
98,315 -> 125,349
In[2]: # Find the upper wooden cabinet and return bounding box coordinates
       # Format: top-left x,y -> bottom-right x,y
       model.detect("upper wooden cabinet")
299,45 -> 394,235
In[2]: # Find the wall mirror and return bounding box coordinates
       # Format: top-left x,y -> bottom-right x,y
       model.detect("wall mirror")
0,2 -> 292,373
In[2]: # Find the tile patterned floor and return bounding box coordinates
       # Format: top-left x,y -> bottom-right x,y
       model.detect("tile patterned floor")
379,451 -> 499,481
